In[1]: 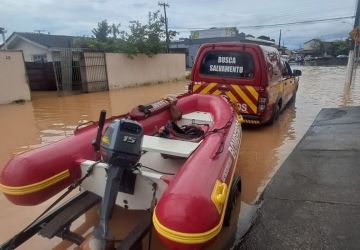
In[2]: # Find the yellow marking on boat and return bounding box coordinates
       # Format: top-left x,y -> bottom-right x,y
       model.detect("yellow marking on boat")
153,168 -> 238,245
231,85 -> 257,113
211,180 -> 228,213
0,169 -> 70,195
102,135 -> 110,145
200,83 -> 217,95
245,86 -> 259,100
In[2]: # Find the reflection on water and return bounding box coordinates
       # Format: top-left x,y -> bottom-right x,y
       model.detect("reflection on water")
0,67 -> 360,249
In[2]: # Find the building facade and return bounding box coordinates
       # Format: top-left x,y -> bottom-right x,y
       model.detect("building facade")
170,28 -> 275,68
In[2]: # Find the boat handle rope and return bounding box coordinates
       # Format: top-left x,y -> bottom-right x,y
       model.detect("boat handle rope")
204,117 -> 233,158
6,161 -> 101,250
134,163 -> 175,176
74,120 -> 96,132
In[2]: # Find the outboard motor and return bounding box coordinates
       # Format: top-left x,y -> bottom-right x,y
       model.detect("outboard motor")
93,119 -> 143,247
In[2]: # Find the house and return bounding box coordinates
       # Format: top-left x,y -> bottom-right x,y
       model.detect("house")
303,39 -> 322,51
0,32 -> 78,62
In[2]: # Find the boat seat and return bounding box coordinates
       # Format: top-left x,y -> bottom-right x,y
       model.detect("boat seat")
180,112 -> 212,125
142,135 -> 201,158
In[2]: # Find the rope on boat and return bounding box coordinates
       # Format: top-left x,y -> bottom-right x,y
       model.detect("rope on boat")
134,163 -> 176,176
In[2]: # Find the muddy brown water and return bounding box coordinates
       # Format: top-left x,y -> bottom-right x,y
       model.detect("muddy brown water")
1,66 -> 360,249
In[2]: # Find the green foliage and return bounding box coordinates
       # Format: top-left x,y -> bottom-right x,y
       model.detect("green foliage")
74,10 -> 177,57
332,39 -> 351,55
92,20 -> 111,41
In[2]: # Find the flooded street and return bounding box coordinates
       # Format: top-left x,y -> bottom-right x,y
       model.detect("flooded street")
1,66 -> 360,249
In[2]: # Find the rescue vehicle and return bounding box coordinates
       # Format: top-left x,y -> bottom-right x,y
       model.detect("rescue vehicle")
190,42 -> 302,125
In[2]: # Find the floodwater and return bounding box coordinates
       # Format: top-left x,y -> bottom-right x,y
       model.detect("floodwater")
1,66 -> 360,249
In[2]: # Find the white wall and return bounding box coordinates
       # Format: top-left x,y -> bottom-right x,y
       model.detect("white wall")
304,40 -> 321,51
106,53 -> 186,89
11,39 -> 52,62
0,51 -> 31,104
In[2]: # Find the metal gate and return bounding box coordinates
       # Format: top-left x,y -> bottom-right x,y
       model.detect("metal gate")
25,62 -> 57,91
52,49 -> 108,93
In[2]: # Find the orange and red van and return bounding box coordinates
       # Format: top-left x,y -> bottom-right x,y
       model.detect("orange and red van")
190,42 -> 301,124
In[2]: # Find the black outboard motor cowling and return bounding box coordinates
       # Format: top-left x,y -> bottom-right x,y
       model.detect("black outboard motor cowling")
100,119 -> 143,167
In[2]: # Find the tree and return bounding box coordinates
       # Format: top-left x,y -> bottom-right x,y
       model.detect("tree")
332,39 -> 351,55
257,35 -> 271,41
110,23 -> 122,39
76,11 -> 177,57
92,20 -> 111,41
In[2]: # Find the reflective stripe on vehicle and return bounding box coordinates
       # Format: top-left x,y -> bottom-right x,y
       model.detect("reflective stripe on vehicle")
192,82 -> 259,114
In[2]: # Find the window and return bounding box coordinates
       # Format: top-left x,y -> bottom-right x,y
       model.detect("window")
199,51 -> 254,79
32,54 -> 47,63
281,61 -> 293,76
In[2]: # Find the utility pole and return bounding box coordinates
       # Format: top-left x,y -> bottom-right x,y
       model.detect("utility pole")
158,2 -> 170,53
354,0 -> 360,28
346,0 -> 360,85
278,29 -> 282,48
0,27 -> 7,50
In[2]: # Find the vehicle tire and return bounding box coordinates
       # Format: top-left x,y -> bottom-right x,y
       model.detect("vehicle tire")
268,103 -> 280,125
223,175 -> 241,227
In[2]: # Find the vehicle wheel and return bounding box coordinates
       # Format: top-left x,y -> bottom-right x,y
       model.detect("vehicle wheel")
268,103 -> 280,125
223,175 -> 241,227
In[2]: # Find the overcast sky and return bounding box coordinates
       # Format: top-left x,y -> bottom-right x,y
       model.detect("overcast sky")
0,0 -> 358,48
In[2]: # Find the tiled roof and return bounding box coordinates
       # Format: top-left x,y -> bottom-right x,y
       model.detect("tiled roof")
15,32 -> 77,48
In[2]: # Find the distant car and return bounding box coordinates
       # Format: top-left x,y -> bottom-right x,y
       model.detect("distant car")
337,54 -> 348,58
304,55 -> 315,61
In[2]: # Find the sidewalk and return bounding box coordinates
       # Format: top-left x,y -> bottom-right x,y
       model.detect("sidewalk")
237,106 -> 360,250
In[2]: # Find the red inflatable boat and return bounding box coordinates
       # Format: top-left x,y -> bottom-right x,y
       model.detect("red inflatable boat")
0,94 -> 242,249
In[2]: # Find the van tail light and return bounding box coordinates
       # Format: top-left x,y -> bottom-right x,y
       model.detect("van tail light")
258,87 -> 268,113
258,97 -> 267,113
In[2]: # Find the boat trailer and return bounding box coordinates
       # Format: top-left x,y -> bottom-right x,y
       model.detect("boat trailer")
0,190 -> 154,250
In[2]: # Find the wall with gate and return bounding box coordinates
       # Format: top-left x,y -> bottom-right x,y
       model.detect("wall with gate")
0,51 -> 31,104
105,53 -> 185,89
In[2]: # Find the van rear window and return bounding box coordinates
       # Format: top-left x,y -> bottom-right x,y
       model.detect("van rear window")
199,51 -> 254,79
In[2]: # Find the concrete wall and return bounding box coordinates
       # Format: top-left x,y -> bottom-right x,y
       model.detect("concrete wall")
106,53 -> 186,89
11,39 -> 51,62
0,51 -> 31,104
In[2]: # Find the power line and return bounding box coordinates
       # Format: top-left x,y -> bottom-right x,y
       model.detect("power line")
169,15 -> 355,31
237,15 -> 355,29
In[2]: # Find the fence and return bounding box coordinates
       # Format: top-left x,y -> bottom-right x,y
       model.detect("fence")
52,49 -> 108,93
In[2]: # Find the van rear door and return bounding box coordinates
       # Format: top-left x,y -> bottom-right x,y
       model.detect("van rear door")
191,45 -> 263,116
